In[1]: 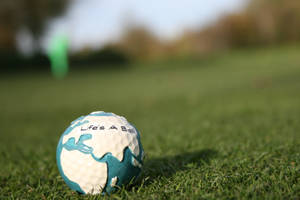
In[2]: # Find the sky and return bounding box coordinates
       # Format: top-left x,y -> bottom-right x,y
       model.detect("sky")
41,0 -> 248,52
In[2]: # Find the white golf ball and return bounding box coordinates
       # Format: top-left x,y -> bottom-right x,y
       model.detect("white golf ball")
56,111 -> 144,194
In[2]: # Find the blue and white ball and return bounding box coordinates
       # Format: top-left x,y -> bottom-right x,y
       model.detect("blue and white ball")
56,111 -> 144,194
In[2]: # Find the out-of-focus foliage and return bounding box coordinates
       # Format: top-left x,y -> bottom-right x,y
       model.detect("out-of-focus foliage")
70,46 -> 130,67
248,0 -> 300,43
0,0 -> 69,51
2,0 -> 300,67
0,53 -> 50,72
117,0 -> 300,60
117,26 -> 165,61
175,0 -> 300,56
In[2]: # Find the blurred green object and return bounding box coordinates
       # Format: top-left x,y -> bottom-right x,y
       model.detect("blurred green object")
48,35 -> 69,79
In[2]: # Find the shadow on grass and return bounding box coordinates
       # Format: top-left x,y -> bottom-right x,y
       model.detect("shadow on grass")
138,149 -> 218,187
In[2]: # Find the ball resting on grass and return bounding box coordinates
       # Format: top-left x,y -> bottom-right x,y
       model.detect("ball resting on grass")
56,111 -> 144,194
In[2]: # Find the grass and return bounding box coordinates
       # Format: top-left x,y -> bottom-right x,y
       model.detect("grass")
0,46 -> 299,199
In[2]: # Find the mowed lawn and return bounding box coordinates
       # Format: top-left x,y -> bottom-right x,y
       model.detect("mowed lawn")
0,46 -> 299,199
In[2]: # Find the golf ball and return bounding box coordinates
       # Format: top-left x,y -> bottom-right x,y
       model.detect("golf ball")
56,111 -> 144,194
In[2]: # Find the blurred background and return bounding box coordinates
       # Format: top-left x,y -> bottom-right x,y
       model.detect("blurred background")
1,1 -> 300,198
1,0 -> 300,71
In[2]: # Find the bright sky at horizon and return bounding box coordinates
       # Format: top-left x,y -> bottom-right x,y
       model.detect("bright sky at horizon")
42,0 -> 248,52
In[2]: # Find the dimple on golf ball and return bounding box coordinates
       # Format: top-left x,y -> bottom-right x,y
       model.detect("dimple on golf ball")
56,111 -> 144,194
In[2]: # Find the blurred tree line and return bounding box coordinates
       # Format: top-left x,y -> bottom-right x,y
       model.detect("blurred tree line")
0,0 -> 69,51
1,0 -> 300,71
0,0 -> 70,71
173,0 -> 300,56
120,0 -> 300,59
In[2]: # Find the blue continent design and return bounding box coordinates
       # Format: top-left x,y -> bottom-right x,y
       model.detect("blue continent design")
56,119 -> 89,194
88,111 -> 115,117
92,147 -> 142,194
57,117 -> 143,194
64,134 -> 93,154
